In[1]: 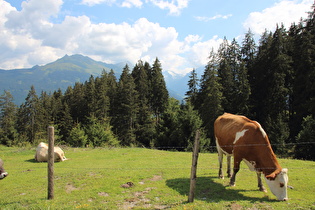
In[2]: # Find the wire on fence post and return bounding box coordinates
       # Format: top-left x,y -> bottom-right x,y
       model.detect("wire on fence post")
188,129 -> 200,203
48,126 -> 54,200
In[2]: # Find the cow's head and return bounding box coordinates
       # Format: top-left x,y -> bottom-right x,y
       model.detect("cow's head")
265,168 -> 288,201
0,159 -> 8,180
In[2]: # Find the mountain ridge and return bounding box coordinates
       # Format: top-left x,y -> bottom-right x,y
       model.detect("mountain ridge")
0,54 -> 188,105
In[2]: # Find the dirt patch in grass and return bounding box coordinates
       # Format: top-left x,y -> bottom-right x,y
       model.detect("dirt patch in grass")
121,187 -> 168,209
229,202 -> 243,210
150,175 -> 163,181
98,192 -> 109,197
140,174 -> 163,184
66,183 -> 80,193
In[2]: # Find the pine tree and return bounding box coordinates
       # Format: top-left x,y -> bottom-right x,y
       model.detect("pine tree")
250,30 -> 273,121
241,29 -> 257,70
264,25 -> 291,154
290,4 -> 315,142
85,116 -> 119,147
156,98 -> 182,149
68,123 -> 88,147
17,85 -> 39,143
132,60 -> 155,147
197,50 -> 223,140
95,71 -> 110,119
185,68 -> 199,107
150,58 -> 169,124
58,102 -> 73,142
51,89 -> 63,124
107,69 -> 118,119
234,61 -> 251,116
36,91 -> 53,140
217,38 -> 236,113
0,90 -> 18,145
65,82 -> 86,123
241,29 -> 257,118
84,75 -> 97,117
295,115 -> 315,160
179,102 -> 209,151
113,64 -> 138,145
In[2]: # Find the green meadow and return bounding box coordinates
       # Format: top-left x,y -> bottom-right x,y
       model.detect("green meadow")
0,146 -> 314,209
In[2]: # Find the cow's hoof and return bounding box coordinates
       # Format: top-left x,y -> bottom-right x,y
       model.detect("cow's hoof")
229,183 -> 236,187
259,186 -> 267,192
219,175 -> 224,179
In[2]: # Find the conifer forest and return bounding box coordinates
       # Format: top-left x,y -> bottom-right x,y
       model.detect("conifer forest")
1,4 -> 315,160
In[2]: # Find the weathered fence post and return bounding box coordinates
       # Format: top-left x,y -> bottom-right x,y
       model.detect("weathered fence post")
188,129 -> 200,203
47,126 -> 54,200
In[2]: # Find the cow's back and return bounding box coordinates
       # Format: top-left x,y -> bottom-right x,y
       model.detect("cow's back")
214,113 -> 254,153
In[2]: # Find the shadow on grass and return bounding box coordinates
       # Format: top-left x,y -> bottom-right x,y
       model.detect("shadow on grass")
25,159 -> 63,164
25,158 -> 38,163
166,176 -> 276,203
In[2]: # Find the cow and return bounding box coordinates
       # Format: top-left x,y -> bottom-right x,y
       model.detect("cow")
0,159 -> 8,180
214,113 -> 288,201
35,142 -> 67,162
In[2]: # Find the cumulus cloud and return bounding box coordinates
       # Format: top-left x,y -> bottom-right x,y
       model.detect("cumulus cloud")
0,0 -> 220,75
186,36 -> 223,68
80,0 -> 189,15
121,0 -> 143,8
81,0 -> 116,6
194,14 -> 232,22
147,0 -> 190,15
243,0 -> 313,36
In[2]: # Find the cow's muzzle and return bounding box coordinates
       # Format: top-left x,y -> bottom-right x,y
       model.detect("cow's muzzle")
0,172 -> 8,179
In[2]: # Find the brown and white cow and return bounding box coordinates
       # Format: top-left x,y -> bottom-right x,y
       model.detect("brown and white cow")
0,159 -> 8,180
35,142 -> 67,162
214,113 -> 288,201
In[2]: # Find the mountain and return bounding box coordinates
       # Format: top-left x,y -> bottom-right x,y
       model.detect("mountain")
0,54 -> 188,105
164,66 -> 205,99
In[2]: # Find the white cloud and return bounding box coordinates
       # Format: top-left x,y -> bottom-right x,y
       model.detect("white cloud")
243,0 -> 313,36
0,0 -> 221,76
80,0 -> 188,15
81,0 -> 116,6
186,36 -> 223,68
148,0 -> 190,15
121,0 -> 143,8
0,0 -> 190,74
194,14 -> 232,22
184,35 -> 202,43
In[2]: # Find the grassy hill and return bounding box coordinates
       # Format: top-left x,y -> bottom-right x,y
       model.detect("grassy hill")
0,146 -> 314,209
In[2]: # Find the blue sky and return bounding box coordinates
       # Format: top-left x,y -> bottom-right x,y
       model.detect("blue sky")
1,0 -> 313,76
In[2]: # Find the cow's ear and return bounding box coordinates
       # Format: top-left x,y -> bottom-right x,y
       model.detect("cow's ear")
266,172 -> 276,180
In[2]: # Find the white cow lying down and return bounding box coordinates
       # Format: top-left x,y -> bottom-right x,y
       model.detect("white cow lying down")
35,142 -> 67,162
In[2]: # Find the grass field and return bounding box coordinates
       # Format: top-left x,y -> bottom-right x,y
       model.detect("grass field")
0,145 -> 314,209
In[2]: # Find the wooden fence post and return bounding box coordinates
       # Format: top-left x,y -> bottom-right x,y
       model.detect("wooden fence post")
188,129 -> 200,203
47,126 -> 54,200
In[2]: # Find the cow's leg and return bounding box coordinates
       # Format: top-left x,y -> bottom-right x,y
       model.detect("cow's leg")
216,138 -> 224,179
217,149 -> 224,179
227,155 -> 232,178
256,172 -> 267,192
229,158 -> 241,187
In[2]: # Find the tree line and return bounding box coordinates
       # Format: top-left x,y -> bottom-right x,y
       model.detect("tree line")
1,4 -> 315,160
0,58 -> 207,151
